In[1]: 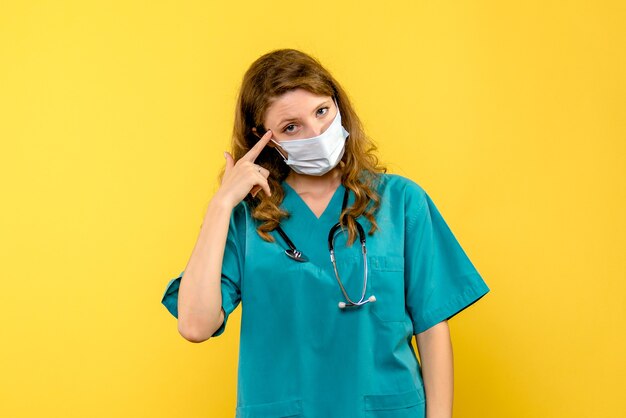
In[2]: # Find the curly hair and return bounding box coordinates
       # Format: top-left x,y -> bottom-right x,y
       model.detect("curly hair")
218,48 -> 387,246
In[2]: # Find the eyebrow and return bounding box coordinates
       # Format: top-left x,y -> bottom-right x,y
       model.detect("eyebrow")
276,99 -> 332,128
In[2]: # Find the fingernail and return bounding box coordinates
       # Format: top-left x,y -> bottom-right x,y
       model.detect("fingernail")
223,151 -> 227,159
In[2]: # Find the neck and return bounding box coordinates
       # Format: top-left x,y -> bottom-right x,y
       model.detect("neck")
285,167 -> 342,195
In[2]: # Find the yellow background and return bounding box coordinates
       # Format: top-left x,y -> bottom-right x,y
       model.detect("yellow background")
1,1 -> 624,417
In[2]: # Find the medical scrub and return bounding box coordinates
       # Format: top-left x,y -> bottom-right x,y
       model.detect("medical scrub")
161,173 -> 490,418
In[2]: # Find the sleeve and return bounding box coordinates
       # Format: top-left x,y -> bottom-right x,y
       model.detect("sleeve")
160,203 -> 246,338
404,183 -> 490,335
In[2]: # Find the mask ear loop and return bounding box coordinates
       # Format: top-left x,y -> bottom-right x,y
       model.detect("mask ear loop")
270,138 -> 289,162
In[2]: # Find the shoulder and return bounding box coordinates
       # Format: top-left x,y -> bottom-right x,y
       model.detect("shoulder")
227,199 -> 255,236
376,173 -> 429,207
372,173 -> 435,230
232,199 -> 251,218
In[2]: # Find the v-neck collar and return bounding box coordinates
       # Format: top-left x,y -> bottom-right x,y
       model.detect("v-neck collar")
281,179 -> 345,222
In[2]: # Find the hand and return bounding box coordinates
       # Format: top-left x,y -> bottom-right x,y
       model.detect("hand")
215,130 -> 273,209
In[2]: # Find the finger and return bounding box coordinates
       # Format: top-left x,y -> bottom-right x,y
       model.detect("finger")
254,174 -> 272,197
260,181 -> 272,197
249,171 -> 272,198
224,151 -> 235,172
250,184 -> 262,197
255,165 -> 271,178
241,129 -> 273,163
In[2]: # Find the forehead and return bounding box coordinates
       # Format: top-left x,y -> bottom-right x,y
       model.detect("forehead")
264,88 -> 332,123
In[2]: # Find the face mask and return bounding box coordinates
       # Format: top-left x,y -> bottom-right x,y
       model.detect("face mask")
269,105 -> 349,176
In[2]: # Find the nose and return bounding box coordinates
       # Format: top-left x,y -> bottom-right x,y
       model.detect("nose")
311,119 -> 331,137
312,126 -> 323,136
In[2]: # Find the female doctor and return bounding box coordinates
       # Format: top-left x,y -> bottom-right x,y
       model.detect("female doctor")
161,48 -> 490,418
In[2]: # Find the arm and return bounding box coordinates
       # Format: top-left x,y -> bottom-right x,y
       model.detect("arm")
176,196 -> 233,343
176,131 -> 274,343
415,320 -> 454,418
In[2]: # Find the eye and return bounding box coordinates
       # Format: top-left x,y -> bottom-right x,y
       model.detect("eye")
283,124 -> 297,133
317,106 -> 329,117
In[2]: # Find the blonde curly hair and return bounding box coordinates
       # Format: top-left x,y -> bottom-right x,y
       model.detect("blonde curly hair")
218,48 -> 387,246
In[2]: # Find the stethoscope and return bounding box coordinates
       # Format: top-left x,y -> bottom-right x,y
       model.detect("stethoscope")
274,187 -> 377,309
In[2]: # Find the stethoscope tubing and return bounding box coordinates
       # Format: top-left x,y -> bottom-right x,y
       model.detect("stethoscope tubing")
274,186 -> 376,309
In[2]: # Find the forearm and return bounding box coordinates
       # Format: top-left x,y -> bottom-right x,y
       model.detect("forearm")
415,320 -> 454,418
177,194 -> 233,342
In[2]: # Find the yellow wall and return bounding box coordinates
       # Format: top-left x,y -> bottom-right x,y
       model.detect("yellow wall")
1,1 -> 624,417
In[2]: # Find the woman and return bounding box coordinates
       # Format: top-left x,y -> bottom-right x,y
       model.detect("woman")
161,48 -> 490,418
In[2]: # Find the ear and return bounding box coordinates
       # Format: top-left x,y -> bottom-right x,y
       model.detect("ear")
251,127 -> 262,139
253,127 -> 277,148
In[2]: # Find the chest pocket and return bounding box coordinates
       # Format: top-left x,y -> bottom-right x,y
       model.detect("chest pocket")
369,255 -> 407,322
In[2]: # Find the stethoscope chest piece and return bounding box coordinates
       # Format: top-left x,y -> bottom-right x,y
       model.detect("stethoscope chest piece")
285,248 -> 309,262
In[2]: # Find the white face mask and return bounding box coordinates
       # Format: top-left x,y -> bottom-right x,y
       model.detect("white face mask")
270,105 -> 349,176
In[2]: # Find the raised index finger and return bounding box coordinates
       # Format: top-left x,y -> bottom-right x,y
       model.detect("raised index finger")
241,129 -> 273,163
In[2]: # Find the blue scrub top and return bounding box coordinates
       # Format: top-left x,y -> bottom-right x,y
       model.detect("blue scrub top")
161,173 -> 490,418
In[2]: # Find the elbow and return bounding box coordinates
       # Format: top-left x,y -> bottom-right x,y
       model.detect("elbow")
177,315 -> 222,343
178,325 -> 210,343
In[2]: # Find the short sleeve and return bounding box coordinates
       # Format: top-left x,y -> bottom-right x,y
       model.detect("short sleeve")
404,184 -> 490,335
160,203 -> 246,338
